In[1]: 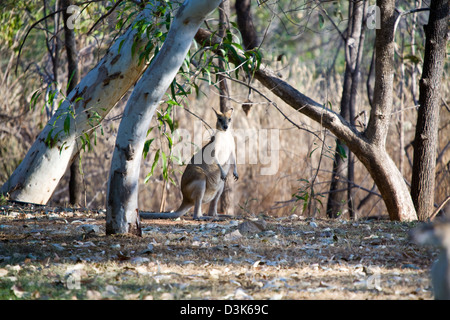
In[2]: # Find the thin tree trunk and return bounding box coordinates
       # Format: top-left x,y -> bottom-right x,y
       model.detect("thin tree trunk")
365,0 -> 396,148
410,0 -> 422,105
327,0 -> 364,219
62,0 -> 83,207
218,0 -> 235,216
106,0 -> 222,235
1,4 -> 160,204
399,35 -> 406,176
235,0 -> 259,50
411,0 -> 449,221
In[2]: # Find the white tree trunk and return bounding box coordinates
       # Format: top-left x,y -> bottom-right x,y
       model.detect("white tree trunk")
106,0 -> 222,235
1,4 -> 160,204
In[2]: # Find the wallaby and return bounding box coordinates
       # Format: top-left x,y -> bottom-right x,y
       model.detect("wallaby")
410,220 -> 450,300
140,108 -> 238,220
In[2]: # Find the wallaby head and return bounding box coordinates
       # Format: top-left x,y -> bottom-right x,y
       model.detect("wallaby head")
213,107 -> 233,131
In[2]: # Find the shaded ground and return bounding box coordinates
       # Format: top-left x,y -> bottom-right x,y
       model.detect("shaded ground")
0,202 -> 438,300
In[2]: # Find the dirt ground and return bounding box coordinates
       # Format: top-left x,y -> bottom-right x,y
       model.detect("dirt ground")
0,202 -> 439,300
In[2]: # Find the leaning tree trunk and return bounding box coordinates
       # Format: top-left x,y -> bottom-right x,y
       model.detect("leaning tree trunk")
106,0 -> 222,235
1,4 -> 161,204
411,0 -> 449,221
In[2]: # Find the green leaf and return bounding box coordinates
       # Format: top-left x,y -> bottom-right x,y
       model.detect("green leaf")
161,151 -> 168,180
83,132 -> 91,151
309,146 -> 319,158
318,13 -> 325,29
336,142 -> 347,160
45,128 -> 55,147
59,141 -> 67,155
151,149 -> 160,175
131,39 -> 138,57
143,138 -> 155,159
63,114 -> 71,135
170,154 -> 182,165
118,39 -> 126,54
404,54 -> 421,64
169,176 -> 177,186
30,90 -> 41,110
231,42 -> 243,51
164,133 -> 173,148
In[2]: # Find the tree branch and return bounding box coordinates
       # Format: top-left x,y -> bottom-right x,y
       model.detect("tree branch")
194,28 -> 363,149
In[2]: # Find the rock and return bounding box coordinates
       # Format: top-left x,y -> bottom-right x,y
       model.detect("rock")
141,243 -> 154,254
86,290 -> 102,300
238,219 -> 267,235
320,227 -> 333,237
228,220 -> 240,227
77,224 -> 100,234
224,230 -> 243,241
102,285 -> 119,298
161,292 -> 174,300
51,243 -> 66,251
401,263 -> 420,270
234,288 -> 253,300
0,268 -> 8,277
130,257 -> 150,264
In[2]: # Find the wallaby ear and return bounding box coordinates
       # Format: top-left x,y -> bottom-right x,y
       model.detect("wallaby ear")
225,107 -> 234,118
212,107 -> 220,117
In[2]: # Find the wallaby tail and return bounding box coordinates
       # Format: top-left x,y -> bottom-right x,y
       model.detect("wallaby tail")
139,202 -> 192,219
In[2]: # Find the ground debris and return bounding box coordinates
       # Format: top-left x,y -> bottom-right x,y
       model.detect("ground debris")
0,203 -> 437,300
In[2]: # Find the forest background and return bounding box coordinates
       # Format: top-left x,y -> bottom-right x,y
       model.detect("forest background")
0,0 -> 448,221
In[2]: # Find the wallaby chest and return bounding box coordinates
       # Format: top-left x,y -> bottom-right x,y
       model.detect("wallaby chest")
211,130 -> 235,165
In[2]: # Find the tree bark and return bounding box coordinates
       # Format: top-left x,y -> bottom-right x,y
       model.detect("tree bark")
365,0 -> 396,148
235,0 -> 259,50
411,0 -> 449,221
327,0 -> 365,219
1,4 -> 160,204
106,0 -> 222,235
62,0 -> 83,207
217,0 -> 235,216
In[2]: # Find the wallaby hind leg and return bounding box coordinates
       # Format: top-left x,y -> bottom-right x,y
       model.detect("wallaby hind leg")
206,183 -> 233,220
191,180 -> 206,220
206,182 -> 224,218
